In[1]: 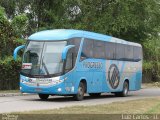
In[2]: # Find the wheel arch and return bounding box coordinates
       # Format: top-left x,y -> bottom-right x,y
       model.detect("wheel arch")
124,78 -> 129,89
80,79 -> 87,93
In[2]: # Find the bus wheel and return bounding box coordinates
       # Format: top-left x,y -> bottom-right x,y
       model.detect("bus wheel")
115,81 -> 129,97
74,82 -> 85,101
38,94 -> 49,100
89,93 -> 101,97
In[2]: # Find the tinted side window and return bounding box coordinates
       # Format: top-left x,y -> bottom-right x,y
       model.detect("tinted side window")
65,49 -> 73,73
125,45 -> 133,61
81,39 -> 93,59
93,40 -> 105,59
105,42 -> 116,60
116,43 -> 125,60
133,46 -> 142,62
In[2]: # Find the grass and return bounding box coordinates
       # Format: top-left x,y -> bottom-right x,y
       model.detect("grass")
142,82 -> 160,88
16,97 -> 160,114
146,102 -> 160,113
0,90 -> 19,93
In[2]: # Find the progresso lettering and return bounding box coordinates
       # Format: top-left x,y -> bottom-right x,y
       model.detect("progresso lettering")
83,62 -> 102,69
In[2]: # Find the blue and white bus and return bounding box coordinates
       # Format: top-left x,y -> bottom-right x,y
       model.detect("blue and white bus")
14,29 -> 142,101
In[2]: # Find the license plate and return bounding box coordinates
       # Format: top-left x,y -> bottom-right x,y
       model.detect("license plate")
36,78 -> 52,83
36,78 -> 45,83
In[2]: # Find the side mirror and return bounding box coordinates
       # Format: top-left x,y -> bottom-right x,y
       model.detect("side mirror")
13,45 -> 25,61
61,45 -> 75,60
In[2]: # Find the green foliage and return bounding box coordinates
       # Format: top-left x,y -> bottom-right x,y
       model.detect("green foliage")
0,56 -> 21,90
143,61 -> 160,82
1,0 -> 159,40
143,37 -> 160,61
0,6 -> 15,59
143,37 -> 160,82
0,6 -> 24,90
0,6 -> 26,59
12,14 -> 28,37
143,61 -> 153,71
62,0 -> 160,42
14,38 -> 26,45
0,0 -> 16,19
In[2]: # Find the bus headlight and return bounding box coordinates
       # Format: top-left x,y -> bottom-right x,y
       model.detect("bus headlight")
51,77 -> 64,85
20,76 -> 28,83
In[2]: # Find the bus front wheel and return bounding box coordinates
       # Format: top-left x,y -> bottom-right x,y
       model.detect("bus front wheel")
74,82 -> 85,101
114,81 -> 129,97
38,94 -> 49,100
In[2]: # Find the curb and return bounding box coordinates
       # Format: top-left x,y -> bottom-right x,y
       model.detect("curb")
0,93 -> 35,97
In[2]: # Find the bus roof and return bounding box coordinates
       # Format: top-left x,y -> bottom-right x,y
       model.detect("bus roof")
28,29 -> 141,47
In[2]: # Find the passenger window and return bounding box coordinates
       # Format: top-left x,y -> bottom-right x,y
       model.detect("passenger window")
125,45 -> 133,61
116,43 -> 125,60
81,39 -> 93,60
93,40 -> 105,59
133,46 -> 142,62
105,42 -> 115,60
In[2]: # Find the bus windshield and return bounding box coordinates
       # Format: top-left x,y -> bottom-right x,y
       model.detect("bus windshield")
21,41 -> 67,77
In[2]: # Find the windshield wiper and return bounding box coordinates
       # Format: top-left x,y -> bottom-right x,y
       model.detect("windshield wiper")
42,61 -> 50,75
41,56 -> 50,76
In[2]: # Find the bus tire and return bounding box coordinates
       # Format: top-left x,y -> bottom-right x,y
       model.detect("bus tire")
115,81 -> 129,97
74,82 -> 85,101
38,94 -> 49,100
89,93 -> 101,97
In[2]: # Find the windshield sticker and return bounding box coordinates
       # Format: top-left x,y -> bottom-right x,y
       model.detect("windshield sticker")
22,63 -> 32,69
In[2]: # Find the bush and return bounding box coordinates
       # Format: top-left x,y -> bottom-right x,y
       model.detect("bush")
143,61 -> 160,82
0,56 -> 21,90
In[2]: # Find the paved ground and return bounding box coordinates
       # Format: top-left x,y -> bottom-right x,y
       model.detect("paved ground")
0,88 -> 159,113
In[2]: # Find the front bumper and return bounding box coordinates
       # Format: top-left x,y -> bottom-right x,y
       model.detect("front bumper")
20,81 -> 77,95
20,82 -> 69,95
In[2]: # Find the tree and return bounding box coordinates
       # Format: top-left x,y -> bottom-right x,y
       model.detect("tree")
0,6 -> 15,59
143,36 -> 160,81
0,0 -> 16,19
12,13 -> 28,37
0,6 -> 25,59
62,0 -> 160,42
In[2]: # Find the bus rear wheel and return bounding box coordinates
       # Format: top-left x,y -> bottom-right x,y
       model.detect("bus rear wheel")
38,94 -> 49,100
74,82 -> 85,101
89,93 -> 101,97
114,81 -> 129,97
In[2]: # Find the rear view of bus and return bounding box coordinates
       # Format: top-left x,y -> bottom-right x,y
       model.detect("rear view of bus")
13,29 -> 142,101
